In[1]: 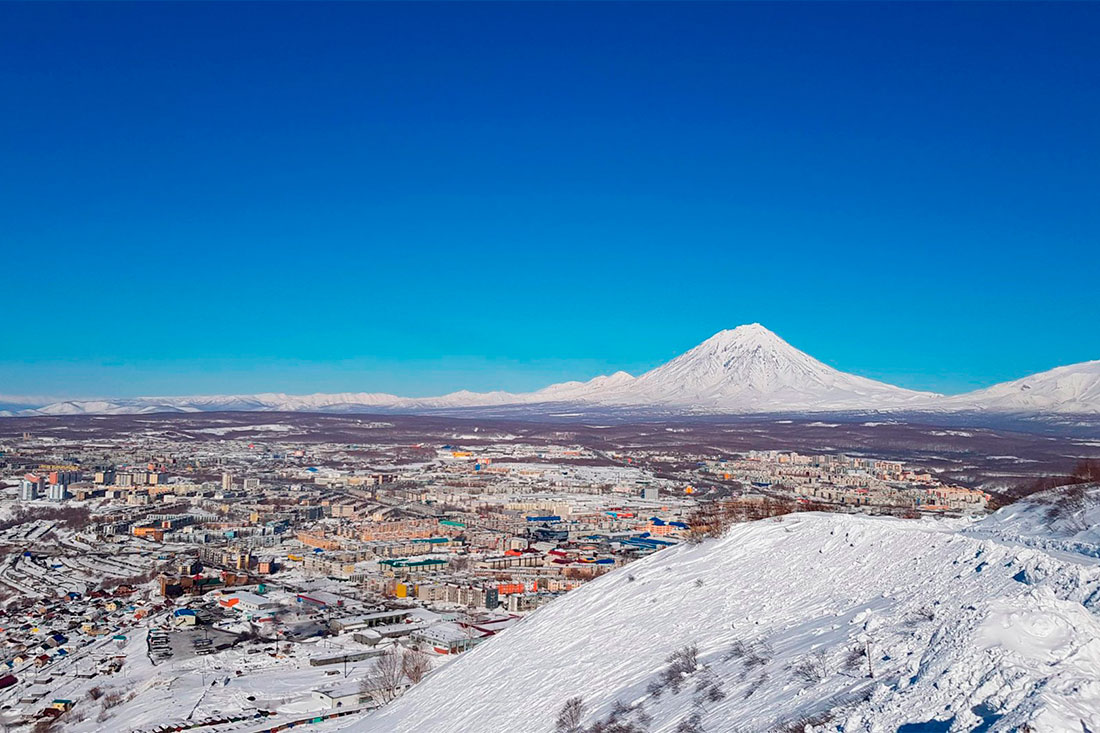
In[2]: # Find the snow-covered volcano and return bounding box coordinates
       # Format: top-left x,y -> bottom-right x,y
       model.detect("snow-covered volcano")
6,324 -> 1100,416
590,323 -> 936,411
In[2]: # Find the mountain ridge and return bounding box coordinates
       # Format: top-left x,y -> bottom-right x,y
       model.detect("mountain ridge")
4,325 -> 1099,416
597,323 -> 938,410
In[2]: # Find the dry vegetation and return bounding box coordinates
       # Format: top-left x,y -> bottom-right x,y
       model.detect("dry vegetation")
993,458 -> 1100,512
684,497 -> 836,543
0,505 -> 93,531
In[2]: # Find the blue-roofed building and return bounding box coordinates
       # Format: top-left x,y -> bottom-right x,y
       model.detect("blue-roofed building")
173,608 -> 198,626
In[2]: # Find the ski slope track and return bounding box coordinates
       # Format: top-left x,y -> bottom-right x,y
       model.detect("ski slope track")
5,324 -> 1100,417
352,488 -> 1100,733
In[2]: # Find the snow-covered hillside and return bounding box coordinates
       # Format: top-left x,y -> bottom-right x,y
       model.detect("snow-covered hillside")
934,361 -> 1100,415
7,324 -> 1100,416
353,502 -> 1100,733
964,482 -> 1100,556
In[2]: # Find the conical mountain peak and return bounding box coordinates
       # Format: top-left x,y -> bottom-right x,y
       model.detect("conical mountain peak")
690,324 -> 801,361
710,322 -> 776,339
614,325 -> 933,410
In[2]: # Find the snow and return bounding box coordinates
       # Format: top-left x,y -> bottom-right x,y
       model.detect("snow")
963,483 -> 1100,555
346,498 -> 1100,733
10,488 -> 1096,732
194,423 -> 296,435
591,324 -> 938,411
62,623 -> 395,733
932,360 -> 1100,415
8,325 -> 1100,417
974,591 -> 1100,732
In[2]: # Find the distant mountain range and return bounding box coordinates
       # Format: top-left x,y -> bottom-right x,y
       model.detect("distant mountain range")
4,324 -> 1099,416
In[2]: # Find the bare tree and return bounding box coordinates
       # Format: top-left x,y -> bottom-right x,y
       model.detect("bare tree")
555,696 -> 585,733
361,647 -> 405,704
842,645 -> 865,674
668,643 -> 699,672
695,671 -> 726,703
652,643 -> 701,694
608,700 -> 631,722
792,650 -> 829,685
1072,458 -> 1100,483
726,638 -> 771,672
401,647 -> 431,684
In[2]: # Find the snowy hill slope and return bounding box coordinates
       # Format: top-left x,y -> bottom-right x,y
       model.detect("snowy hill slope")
355,511 -> 1100,733
935,361 -> 1100,415
964,482 -> 1100,556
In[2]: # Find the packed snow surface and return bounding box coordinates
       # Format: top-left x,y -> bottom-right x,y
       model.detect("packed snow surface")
350,497 -> 1100,733
964,483 -> 1100,555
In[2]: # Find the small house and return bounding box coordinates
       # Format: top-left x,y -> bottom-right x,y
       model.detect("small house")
310,685 -> 366,709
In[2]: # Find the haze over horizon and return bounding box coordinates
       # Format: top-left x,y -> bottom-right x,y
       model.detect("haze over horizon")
2,2 -> 1098,399
2,323 -> 1097,408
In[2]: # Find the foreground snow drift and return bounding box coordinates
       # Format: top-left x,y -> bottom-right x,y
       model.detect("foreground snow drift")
964,483 -> 1100,555
351,509 -> 1100,733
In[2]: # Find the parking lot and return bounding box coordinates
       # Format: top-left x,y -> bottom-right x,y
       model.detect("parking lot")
149,627 -> 243,664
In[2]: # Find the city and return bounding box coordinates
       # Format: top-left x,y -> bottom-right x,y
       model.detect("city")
0,413 -> 1006,731
2,1 -> 1098,730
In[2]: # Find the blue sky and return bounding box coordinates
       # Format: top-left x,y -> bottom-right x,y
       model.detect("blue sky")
2,2 -> 1098,399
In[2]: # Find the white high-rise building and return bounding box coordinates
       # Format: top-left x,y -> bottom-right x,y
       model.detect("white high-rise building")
20,479 -> 38,501
221,472 -> 233,491
48,483 -> 66,502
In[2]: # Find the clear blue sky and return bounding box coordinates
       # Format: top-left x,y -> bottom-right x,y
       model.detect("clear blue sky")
2,2 -> 1098,399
